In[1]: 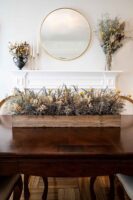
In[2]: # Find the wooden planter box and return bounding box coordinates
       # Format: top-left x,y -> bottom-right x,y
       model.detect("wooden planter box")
12,115 -> 121,142
12,115 -> 121,127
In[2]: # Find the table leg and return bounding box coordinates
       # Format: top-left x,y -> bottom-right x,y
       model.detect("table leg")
42,177 -> 48,200
90,176 -> 97,200
108,175 -> 115,200
24,175 -> 30,200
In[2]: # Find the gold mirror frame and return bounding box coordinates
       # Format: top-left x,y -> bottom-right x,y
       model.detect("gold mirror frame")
40,8 -> 92,61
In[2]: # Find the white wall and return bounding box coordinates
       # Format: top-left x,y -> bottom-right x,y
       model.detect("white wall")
0,0 -> 133,98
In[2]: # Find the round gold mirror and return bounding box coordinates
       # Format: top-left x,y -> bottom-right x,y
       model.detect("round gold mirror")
40,8 -> 91,60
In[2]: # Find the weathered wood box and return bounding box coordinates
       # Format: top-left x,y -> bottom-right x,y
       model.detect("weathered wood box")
12,115 -> 121,143
12,115 -> 121,127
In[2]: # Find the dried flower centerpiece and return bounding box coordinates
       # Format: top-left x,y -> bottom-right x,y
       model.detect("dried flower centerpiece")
9,41 -> 30,70
6,86 -> 124,116
1,86 -> 125,127
98,16 -> 125,70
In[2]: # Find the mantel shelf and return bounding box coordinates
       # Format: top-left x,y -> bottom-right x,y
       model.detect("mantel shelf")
11,70 -> 122,90
11,70 -> 123,73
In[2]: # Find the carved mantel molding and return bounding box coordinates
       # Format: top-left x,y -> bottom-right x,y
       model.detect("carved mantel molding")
11,70 -> 122,90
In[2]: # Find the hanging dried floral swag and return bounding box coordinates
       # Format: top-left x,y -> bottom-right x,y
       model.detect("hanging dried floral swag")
98,15 -> 125,70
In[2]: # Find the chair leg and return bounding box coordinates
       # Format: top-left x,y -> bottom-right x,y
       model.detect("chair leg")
13,176 -> 23,200
42,177 -> 48,200
108,175 -> 115,200
90,176 -> 97,200
116,177 -> 125,200
24,175 -> 30,200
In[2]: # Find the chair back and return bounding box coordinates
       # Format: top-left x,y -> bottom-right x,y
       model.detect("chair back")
120,96 -> 133,115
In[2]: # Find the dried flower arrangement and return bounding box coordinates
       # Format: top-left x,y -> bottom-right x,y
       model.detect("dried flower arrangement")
9,41 -> 30,69
98,15 -> 125,70
4,86 -> 124,115
9,41 -> 30,58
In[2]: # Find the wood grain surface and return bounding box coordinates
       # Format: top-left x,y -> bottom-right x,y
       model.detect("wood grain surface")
12,115 -> 121,127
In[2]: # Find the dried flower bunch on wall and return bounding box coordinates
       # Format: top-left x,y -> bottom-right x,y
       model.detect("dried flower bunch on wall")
3,86 -> 125,115
98,15 -> 125,70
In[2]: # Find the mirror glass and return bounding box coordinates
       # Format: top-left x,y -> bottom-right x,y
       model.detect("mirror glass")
40,8 -> 91,60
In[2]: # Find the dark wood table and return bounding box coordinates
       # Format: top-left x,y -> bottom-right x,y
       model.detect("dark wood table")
0,115 -> 133,199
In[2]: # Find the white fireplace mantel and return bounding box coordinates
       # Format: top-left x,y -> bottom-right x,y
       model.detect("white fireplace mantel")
11,70 -> 122,90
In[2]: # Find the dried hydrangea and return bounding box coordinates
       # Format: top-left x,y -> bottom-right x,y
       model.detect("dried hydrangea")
2,86 -> 125,116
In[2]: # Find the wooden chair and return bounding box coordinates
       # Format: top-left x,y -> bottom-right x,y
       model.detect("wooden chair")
0,174 -> 22,200
0,97 -> 48,200
89,96 -> 133,200
115,96 -> 133,200
115,174 -> 133,200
